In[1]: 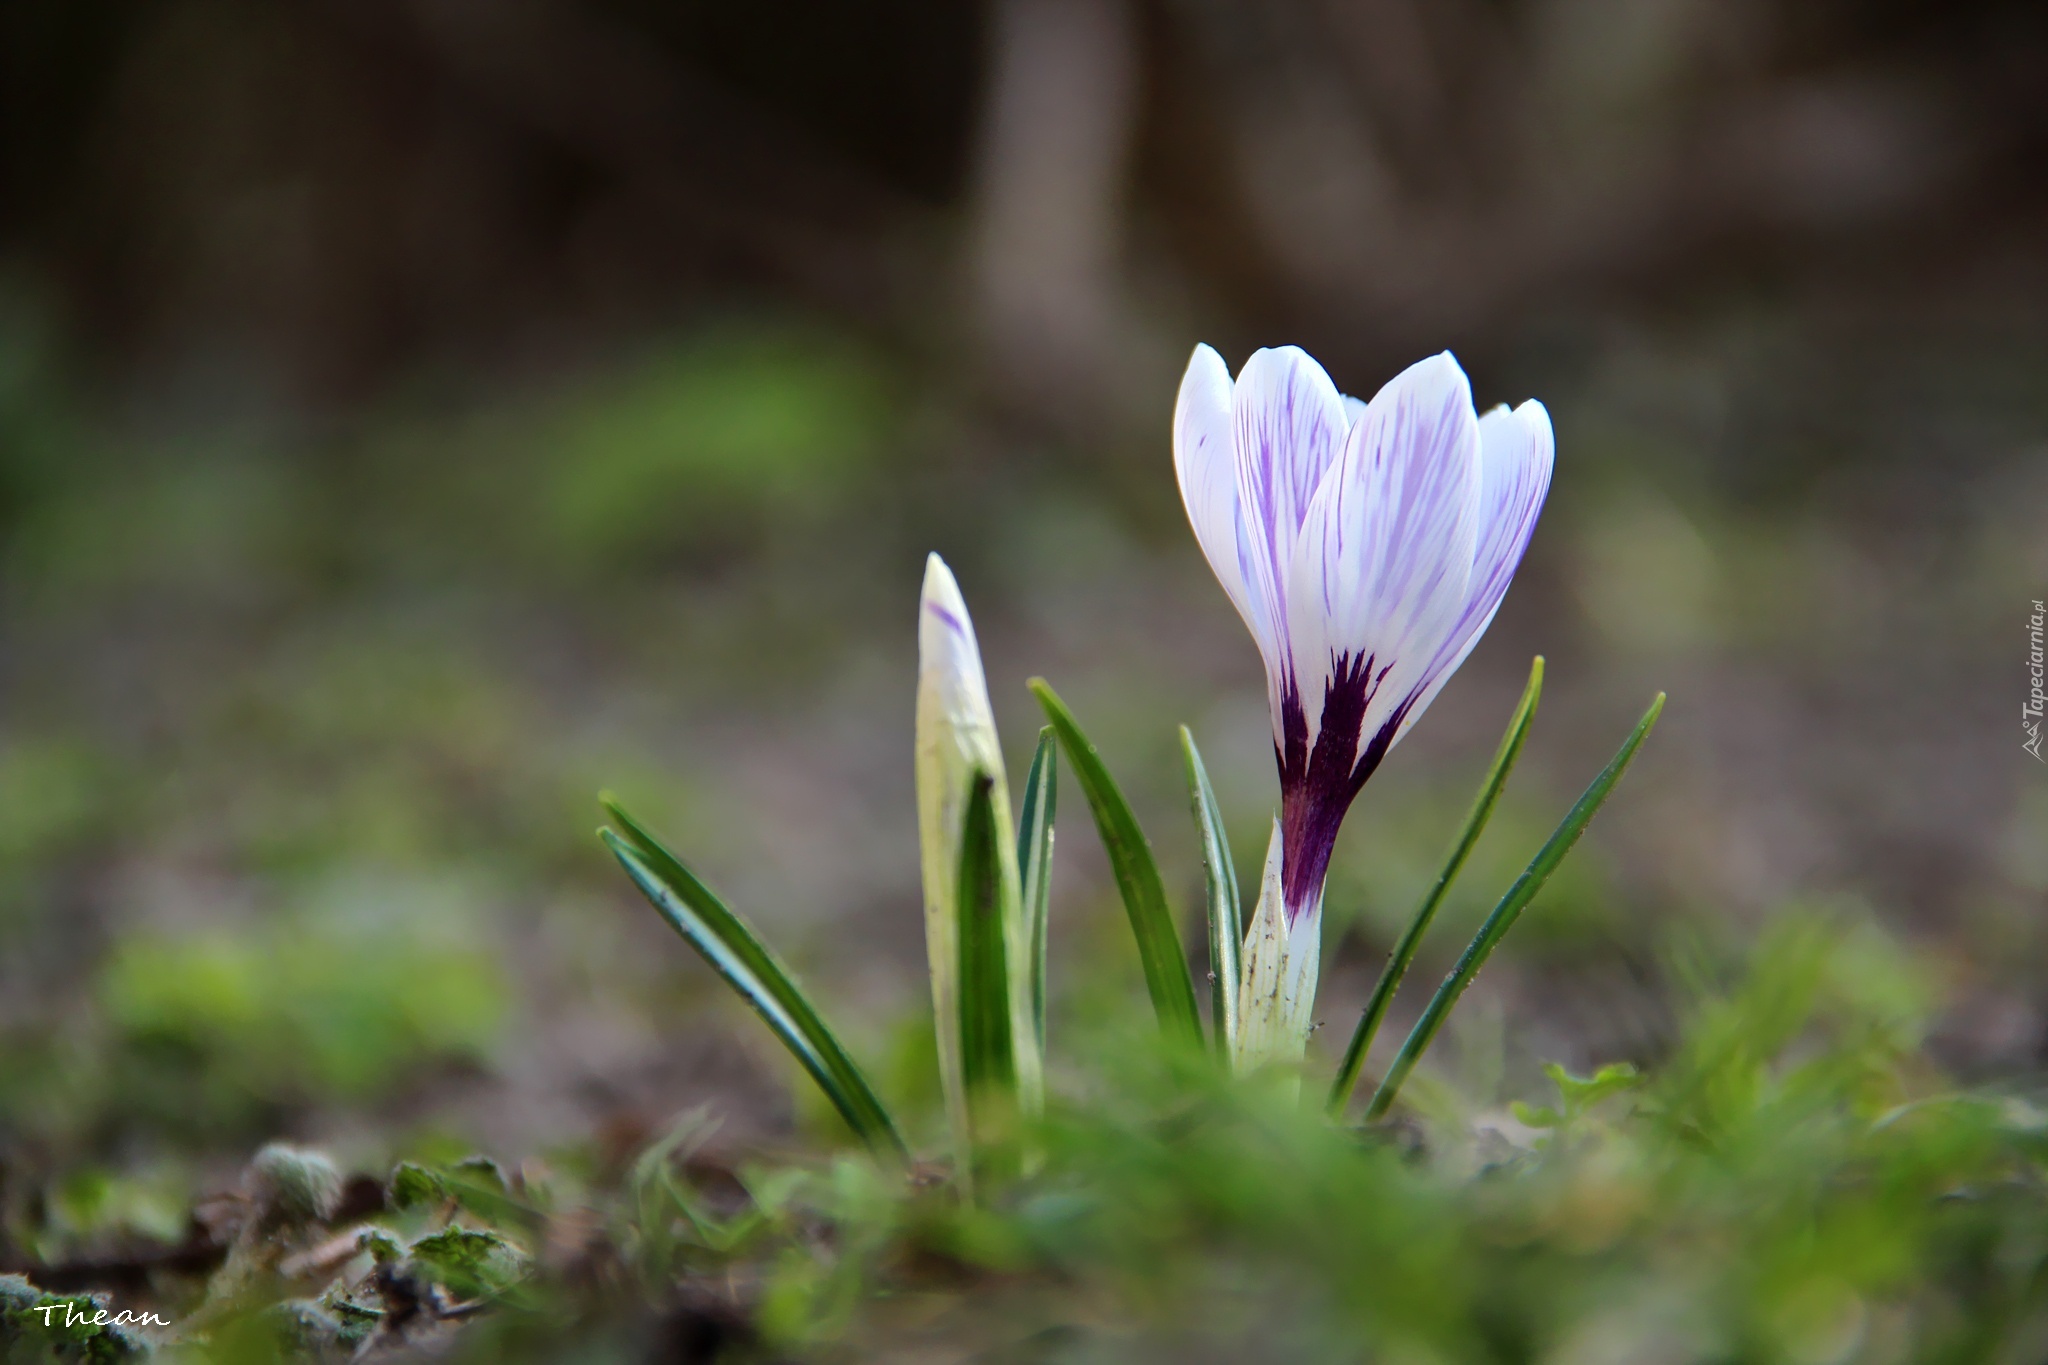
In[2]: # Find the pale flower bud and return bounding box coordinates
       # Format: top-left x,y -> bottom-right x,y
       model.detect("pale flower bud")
915,554 -> 1040,1165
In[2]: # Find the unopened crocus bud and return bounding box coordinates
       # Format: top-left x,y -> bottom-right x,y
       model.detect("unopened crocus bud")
915,554 -> 1040,1168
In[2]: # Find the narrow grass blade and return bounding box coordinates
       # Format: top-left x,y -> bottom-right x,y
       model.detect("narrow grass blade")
1180,726 -> 1242,1060
600,796 -> 907,1157
1327,657 -> 1544,1116
1364,693 -> 1665,1122
957,771 -> 1017,1100
1016,727 -> 1058,1052
1028,679 -> 1204,1049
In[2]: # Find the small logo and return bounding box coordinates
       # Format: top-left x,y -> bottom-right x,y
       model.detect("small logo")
2028,599 -> 2046,762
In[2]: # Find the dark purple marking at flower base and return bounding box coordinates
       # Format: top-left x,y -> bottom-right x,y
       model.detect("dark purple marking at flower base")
1276,652 -> 1412,923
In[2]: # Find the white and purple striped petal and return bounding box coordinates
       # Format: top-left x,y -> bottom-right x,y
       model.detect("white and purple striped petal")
1394,400 -> 1554,744
1230,346 -> 1349,705
1174,344 -> 1266,654
1286,353 -> 1480,753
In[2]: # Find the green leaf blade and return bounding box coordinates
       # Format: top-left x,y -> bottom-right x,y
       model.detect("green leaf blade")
1365,691 -> 1666,1122
1028,679 -> 1203,1050
1016,727 -> 1058,1052
1179,726 -> 1241,1060
600,799 -> 907,1157
957,771 -> 1017,1101
1328,656 -> 1544,1116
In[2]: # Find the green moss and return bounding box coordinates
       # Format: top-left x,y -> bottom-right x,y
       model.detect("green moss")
0,1278 -> 153,1361
96,889 -> 509,1118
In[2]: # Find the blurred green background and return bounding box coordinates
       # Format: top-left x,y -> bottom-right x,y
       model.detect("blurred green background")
2,0 -> 2046,1248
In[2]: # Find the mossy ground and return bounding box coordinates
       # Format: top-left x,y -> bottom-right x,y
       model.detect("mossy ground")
7,914 -> 2045,1363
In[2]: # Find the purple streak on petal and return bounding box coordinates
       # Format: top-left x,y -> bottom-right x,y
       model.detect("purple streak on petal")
927,602 -> 966,634
1453,403 -> 1550,653
1274,650 -> 1413,923
1346,358 -> 1479,661
1232,348 -> 1347,693
1391,400 -> 1553,747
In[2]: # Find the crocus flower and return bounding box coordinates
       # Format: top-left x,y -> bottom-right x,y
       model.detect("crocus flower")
915,554 -> 1042,1160
1173,345 -> 1553,1067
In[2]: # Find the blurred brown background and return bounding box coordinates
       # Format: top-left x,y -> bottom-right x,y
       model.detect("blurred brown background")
2,0 -> 2047,1219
